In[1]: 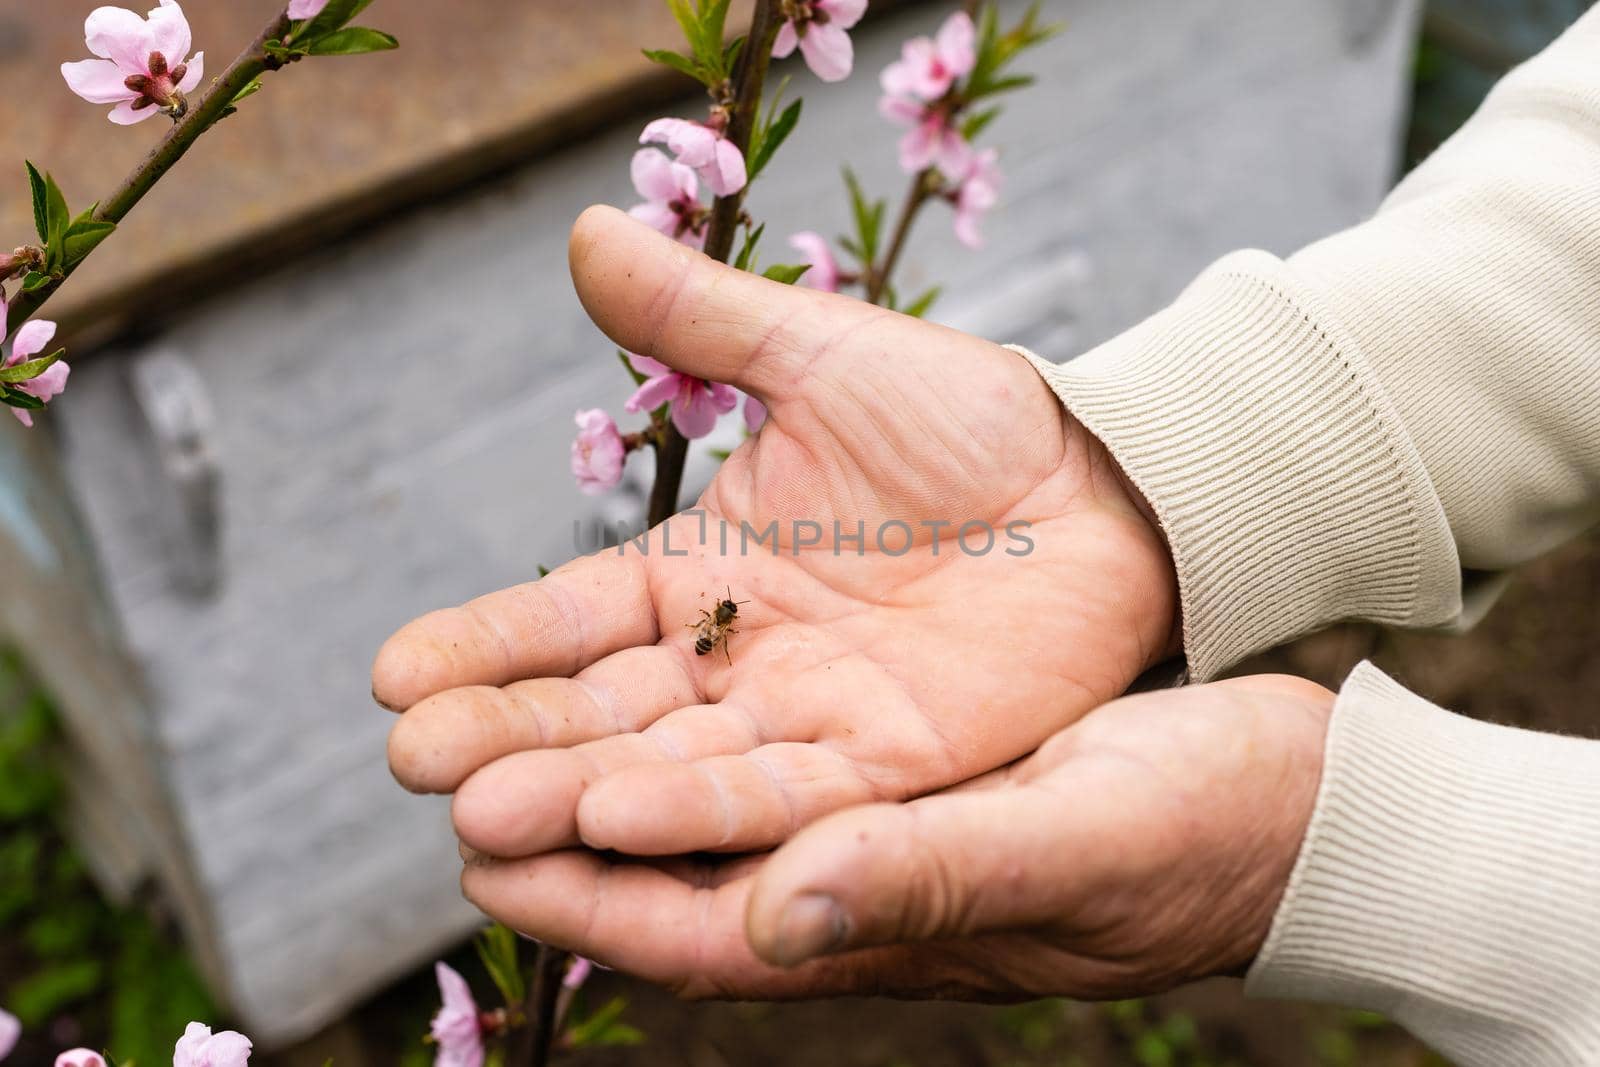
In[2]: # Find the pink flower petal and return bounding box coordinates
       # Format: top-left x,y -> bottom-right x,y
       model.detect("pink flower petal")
788,231 -> 840,293
630,150 -> 688,204
628,201 -> 680,238
898,122 -> 936,173
671,385 -> 721,439
20,361 -> 70,404
287,0 -> 331,17
641,118 -> 716,169
799,21 -> 854,82
772,21 -> 799,58
177,50 -> 204,93
61,58 -> 140,103
626,352 -> 671,379
705,138 -> 747,196
743,394 -> 767,433
877,93 -> 922,127
0,1010 -> 18,1060
936,12 -> 978,80
173,1022 -> 252,1067
84,5 -> 153,71
822,0 -> 868,28
11,319 -> 56,361
108,99 -> 159,124
708,381 -> 738,415
626,372 -> 680,414
56,1048 -> 108,1067
146,1 -> 192,68
563,956 -> 595,990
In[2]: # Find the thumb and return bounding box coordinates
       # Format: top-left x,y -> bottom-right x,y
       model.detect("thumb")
568,204 -> 878,399
745,784 -> 1088,967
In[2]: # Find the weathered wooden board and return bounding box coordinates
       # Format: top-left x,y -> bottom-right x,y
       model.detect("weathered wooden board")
17,0 -> 1424,1043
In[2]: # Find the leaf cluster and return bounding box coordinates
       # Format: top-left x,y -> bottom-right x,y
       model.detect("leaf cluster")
644,0 -> 743,89
268,0 -> 398,63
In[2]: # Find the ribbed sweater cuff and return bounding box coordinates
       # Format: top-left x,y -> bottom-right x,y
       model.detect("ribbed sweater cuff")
1247,663 -> 1600,1065
1013,250 -> 1461,680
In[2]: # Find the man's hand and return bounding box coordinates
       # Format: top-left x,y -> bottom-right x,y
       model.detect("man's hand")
456,675 -> 1334,1000
372,205 -> 1178,860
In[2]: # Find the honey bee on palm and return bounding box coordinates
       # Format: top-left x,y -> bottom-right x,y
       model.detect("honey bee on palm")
688,588 -> 749,664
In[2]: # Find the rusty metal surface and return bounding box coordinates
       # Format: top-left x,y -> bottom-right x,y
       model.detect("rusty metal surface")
0,1 -> 750,344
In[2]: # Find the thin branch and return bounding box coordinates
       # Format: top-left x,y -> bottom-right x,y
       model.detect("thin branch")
514,943 -> 569,1067
4,11 -> 294,333
647,0 -> 785,527
864,169 -> 935,305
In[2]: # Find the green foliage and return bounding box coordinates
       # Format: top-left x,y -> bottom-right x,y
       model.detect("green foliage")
473,923 -> 526,1008
839,168 -> 886,268
646,0 -> 740,87
761,263 -> 810,285
19,162 -> 118,280
307,27 -> 399,56
900,286 -> 942,319
0,350 -> 64,385
273,0 -> 396,61
966,2 -> 1059,104
747,86 -> 803,182
564,996 -> 644,1049
733,222 -> 765,272
0,651 -> 217,1066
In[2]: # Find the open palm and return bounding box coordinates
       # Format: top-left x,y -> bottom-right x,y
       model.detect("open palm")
373,206 -> 1177,860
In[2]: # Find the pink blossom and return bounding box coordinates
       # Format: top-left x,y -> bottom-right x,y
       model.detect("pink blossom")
429,963 -> 484,1067
571,409 -> 626,496
627,150 -> 706,250
287,0 -> 330,17
624,353 -> 736,440
173,1022 -> 252,1067
0,1010 -> 18,1061
880,11 -> 976,101
773,0 -> 867,82
61,0 -> 205,125
640,118 -> 747,198
55,1052 -> 106,1067
563,956 -> 594,991
952,146 -> 1002,249
788,231 -> 841,293
878,95 -> 970,176
743,394 -> 767,433
2,293 -> 68,429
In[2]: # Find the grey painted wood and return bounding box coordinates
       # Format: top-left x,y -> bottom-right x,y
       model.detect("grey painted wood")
27,0 -> 1421,1042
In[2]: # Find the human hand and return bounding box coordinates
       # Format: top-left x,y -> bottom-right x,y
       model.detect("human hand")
373,205 -> 1178,860
456,675 -> 1334,1000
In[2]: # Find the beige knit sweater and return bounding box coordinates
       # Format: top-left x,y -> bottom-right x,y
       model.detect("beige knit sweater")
1020,8 -> 1600,1064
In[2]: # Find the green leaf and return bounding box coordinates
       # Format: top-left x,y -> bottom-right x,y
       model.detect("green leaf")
0,350 -> 62,385
43,173 -> 71,272
9,958 -> 104,1025
733,222 -> 764,273
25,162 -> 48,243
842,168 -> 885,266
473,924 -> 526,1007
641,48 -> 706,84
902,286 -> 942,319
961,105 -> 1001,142
964,1 -> 1058,103
0,385 -> 46,411
565,996 -> 645,1049
761,263 -> 810,285
748,98 -> 802,182
230,78 -> 264,105
292,0 -> 372,43
63,221 -> 116,266
21,272 -> 50,293
617,348 -> 649,385
307,27 -> 399,55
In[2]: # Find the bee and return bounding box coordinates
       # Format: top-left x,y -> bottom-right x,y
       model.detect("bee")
688,587 -> 749,665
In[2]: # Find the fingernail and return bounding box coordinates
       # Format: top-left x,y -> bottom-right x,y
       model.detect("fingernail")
371,684 -> 400,712
771,893 -> 850,967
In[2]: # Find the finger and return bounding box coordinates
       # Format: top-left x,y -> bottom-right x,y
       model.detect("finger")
461,850 -> 906,998
746,783 -> 1100,967
388,646 -> 701,794
450,709 -> 750,857
568,205 -> 878,397
372,549 -> 655,712
577,742 -> 878,855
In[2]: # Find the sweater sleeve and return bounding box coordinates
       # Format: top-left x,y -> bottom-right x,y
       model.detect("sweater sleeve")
1016,5 -> 1600,680
1244,663 -> 1600,1064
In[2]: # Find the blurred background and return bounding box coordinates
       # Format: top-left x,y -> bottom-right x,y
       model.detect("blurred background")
0,0 -> 1593,1063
